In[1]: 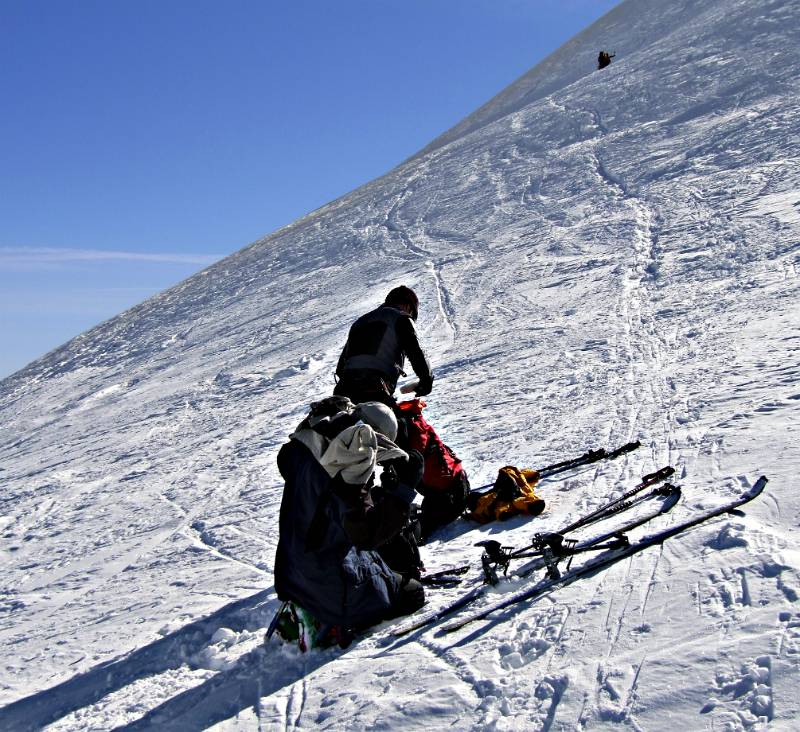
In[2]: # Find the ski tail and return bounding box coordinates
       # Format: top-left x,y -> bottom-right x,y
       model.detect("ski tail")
392,585 -> 484,637
603,440 -> 642,462
421,565 -> 470,585
536,448 -> 606,478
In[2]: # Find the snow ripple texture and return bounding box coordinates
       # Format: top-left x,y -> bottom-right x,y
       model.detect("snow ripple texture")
1,0 -> 799,729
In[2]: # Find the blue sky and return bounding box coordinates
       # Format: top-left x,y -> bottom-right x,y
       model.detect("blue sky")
0,0 -> 618,379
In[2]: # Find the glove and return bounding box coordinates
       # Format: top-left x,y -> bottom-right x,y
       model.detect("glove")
393,413 -> 409,449
396,449 -> 424,489
381,450 -> 424,503
385,449 -> 424,489
415,373 -> 434,397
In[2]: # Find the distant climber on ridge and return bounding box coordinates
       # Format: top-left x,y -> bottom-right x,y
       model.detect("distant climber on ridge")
334,286 -> 433,405
598,50 -> 615,69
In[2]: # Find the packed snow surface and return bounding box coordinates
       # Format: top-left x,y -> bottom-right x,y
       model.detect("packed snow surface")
2,0 -> 799,728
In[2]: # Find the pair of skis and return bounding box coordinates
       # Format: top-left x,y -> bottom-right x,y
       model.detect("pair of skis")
396,476 -> 768,637
422,464 -> 675,588
396,467 -> 679,636
489,466 -> 677,578
481,481 -> 681,585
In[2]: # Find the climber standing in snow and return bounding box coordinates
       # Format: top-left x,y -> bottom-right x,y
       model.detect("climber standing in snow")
334,286 -> 434,405
273,397 -> 426,648
597,50 -> 615,69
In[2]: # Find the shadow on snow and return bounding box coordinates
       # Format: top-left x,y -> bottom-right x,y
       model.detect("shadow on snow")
0,588 -> 340,731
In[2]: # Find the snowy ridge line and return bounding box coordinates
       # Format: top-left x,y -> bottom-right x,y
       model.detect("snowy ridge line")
413,0 -> 670,158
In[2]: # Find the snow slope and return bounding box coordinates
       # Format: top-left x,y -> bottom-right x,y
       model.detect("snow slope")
1,0 -> 799,728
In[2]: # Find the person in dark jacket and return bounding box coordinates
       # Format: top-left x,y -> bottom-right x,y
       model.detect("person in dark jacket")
274,397 -> 426,640
598,50 -> 615,69
334,286 -> 433,405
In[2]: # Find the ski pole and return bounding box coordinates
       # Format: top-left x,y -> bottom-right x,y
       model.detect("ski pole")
505,466 -> 674,560
265,600 -> 288,642
559,465 -> 674,535
472,441 -> 641,491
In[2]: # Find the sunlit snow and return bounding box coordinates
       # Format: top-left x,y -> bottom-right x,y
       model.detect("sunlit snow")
1,0 -> 799,728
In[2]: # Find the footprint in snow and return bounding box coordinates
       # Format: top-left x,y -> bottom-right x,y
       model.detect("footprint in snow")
702,655 -> 773,728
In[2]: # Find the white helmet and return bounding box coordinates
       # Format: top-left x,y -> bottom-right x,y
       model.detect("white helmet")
354,401 -> 398,442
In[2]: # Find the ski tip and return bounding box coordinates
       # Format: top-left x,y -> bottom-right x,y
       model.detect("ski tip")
734,475 -> 768,503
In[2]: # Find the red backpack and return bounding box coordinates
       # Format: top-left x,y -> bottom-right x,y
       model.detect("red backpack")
395,399 -> 465,492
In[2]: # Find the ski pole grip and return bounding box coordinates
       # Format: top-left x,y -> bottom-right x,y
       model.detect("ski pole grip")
642,466 -> 675,483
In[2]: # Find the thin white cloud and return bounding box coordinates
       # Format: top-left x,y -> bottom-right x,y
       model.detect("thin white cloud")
0,247 -> 224,266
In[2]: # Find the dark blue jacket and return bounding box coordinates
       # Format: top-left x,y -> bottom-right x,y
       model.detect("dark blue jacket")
274,439 -> 406,629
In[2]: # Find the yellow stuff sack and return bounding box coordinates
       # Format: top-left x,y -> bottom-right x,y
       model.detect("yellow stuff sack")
466,465 -> 546,524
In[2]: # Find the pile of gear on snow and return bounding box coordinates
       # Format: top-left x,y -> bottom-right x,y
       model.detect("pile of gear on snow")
267,285 -> 767,650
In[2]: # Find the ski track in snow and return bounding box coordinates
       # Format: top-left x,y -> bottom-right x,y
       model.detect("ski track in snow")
382,159 -> 460,349
2,0 -> 800,728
